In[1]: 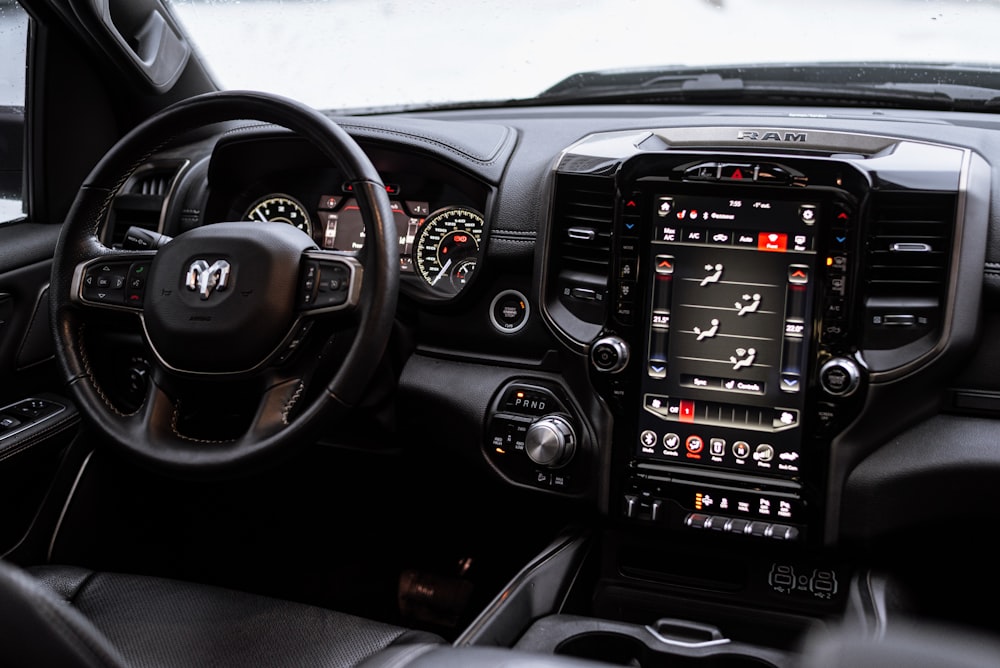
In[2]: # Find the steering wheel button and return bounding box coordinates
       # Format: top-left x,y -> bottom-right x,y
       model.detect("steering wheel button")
314,262 -> 348,293
83,283 -> 124,305
299,261 -> 320,306
128,263 -> 150,289
317,291 -> 347,307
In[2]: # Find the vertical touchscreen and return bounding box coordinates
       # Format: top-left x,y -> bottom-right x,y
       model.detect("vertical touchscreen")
636,193 -> 818,478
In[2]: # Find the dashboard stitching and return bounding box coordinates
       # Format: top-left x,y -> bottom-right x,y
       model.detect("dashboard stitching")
222,122 -> 274,136
491,230 -> 537,236
336,123 -> 512,166
222,121 -> 513,166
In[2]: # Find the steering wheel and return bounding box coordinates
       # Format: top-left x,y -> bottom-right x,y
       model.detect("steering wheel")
49,91 -> 399,476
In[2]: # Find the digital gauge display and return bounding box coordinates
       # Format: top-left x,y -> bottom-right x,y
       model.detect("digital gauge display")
413,207 -> 485,296
244,194 -> 312,234
316,195 -> 426,272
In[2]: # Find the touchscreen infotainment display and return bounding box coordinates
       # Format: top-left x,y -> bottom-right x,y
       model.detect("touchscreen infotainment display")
636,192 -> 818,478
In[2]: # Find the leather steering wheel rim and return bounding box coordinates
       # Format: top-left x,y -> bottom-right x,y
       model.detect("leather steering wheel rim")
50,91 -> 399,476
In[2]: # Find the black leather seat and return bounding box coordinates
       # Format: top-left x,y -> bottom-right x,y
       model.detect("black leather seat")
794,620 -> 1000,668
0,560 -> 444,668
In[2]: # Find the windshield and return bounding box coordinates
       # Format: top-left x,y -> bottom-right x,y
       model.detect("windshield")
167,0 -> 1000,111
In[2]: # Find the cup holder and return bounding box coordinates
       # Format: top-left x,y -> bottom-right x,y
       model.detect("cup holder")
557,632 -> 779,668
516,616 -> 788,668
557,633 -> 647,666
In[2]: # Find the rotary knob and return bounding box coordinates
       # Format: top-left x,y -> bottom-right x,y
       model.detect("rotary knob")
591,336 -> 629,374
525,415 -> 577,468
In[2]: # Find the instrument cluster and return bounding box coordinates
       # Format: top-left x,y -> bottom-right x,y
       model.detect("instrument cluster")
242,190 -> 484,297
207,136 -> 491,300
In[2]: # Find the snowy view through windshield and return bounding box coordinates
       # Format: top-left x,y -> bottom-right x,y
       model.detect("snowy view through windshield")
168,0 -> 1000,111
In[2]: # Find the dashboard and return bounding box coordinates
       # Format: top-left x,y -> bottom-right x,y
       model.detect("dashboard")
108,105 -> 999,611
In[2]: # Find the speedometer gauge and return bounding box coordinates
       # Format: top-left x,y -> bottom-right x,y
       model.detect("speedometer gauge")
413,207 -> 485,295
244,194 -> 312,235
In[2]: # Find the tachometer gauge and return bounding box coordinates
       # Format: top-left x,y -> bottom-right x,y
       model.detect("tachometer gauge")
413,207 -> 485,295
244,194 -> 312,235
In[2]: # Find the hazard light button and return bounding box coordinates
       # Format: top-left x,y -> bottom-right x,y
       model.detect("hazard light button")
720,164 -> 754,181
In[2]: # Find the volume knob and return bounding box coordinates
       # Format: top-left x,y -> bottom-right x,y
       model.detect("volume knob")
525,415 -> 577,468
591,336 -> 629,374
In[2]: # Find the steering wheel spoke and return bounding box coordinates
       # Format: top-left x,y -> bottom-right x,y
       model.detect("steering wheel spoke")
296,251 -> 363,315
244,375 -> 309,443
121,377 -> 286,470
72,252 -> 156,313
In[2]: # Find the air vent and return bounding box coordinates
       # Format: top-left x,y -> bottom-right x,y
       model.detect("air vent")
863,190 -> 956,350
103,161 -> 187,247
549,174 -> 615,324
134,172 -> 172,197
866,191 -> 954,297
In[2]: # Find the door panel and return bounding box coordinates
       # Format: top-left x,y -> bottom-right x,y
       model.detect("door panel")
0,223 -> 61,400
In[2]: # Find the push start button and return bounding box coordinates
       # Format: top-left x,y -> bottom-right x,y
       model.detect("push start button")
490,290 -> 530,333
